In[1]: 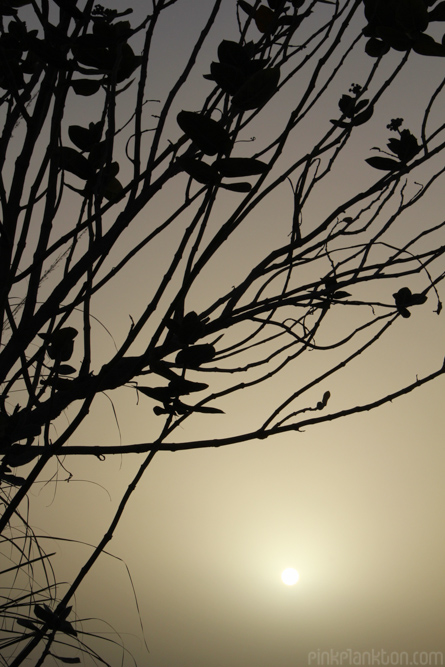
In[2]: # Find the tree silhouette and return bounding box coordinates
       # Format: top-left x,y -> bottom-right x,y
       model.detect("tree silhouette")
1,0 -> 445,663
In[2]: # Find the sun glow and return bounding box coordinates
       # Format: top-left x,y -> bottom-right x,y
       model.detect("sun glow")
281,568 -> 300,586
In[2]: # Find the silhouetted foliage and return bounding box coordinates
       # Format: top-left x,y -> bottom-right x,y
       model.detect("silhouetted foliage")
1,0 -> 445,663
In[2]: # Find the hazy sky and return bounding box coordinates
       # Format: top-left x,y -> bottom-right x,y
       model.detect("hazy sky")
4,1 -> 445,666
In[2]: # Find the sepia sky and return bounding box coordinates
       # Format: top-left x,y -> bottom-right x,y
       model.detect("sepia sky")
6,1 -> 445,666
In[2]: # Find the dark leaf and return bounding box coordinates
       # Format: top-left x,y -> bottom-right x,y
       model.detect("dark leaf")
375,25 -> 412,51
220,181 -> 252,192
27,35 -> 67,67
92,17 -> 132,45
332,291 -> 351,299
351,103 -> 374,126
338,94 -> 355,117
255,4 -> 276,32
330,119 -> 350,129
116,43 -> 142,82
168,377 -> 209,395
365,156 -> 401,171
34,604 -> 77,636
388,129 -> 420,162
182,403 -> 224,414
16,618 -> 39,632
39,327 -> 78,344
34,604 -> 53,624
116,77 -> 136,96
214,157 -> 269,177
50,656 -> 81,665
209,61 -> 247,95
323,276 -> 338,293
365,37 -> 390,57
387,137 -> 401,154
393,287 -> 427,317
58,364 -> 76,375
317,391 -> 330,409
395,0 -> 429,33
232,66 -> 280,110
354,98 -> 370,114
71,34 -> 114,69
52,0 -> 84,20
49,340 -> 74,361
71,79 -> 101,96
3,444 -> 38,467
153,405 -> 171,415
137,386 -> 171,403
177,111 -> 232,156
60,605 -> 73,620
428,1 -> 445,21
177,155 -> 220,185
1,472 -> 25,485
217,40 -> 250,68
88,141 -> 108,169
68,123 -> 101,152
166,311 -> 207,345
58,147 -> 94,180
102,176 -> 124,201
413,33 -> 445,55
409,292 -> 428,306
39,327 -> 78,362
58,619 -> 77,637
175,344 -> 216,368
238,0 -> 255,17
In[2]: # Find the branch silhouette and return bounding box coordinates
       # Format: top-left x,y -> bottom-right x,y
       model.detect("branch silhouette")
1,0 -> 445,663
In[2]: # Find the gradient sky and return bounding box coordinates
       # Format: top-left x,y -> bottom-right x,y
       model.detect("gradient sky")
5,1 -> 445,666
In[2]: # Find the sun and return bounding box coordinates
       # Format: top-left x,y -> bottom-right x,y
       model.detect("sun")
281,568 -> 300,586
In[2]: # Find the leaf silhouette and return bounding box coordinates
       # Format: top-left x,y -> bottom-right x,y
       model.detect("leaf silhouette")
166,311 -> 207,345
137,386 -> 172,403
177,111 -> 232,156
413,33 -> 445,56
175,344 -> 216,368
351,103 -> 374,126
428,2 -> 445,21
34,604 -> 77,636
332,291 -> 351,299
58,147 -> 94,180
387,129 -> 419,162
209,61 -> 247,95
102,176 -> 124,201
168,377 -> 209,395
317,390 -> 331,410
393,287 -> 427,317
177,155 -> 220,185
3,444 -> 39,468
71,79 -> 101,96
217,40 -> 251,68
68,123 -> 101,152
214,157 -> 268,177
238,0 -> 255,18
232,67 -> 280,110
16,618 -> 39,632
365,37 -> 390,57
39,327 -> 78,361
220,181 -> 252,192
255,5 -> 276,33
365,156 -> 401,171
